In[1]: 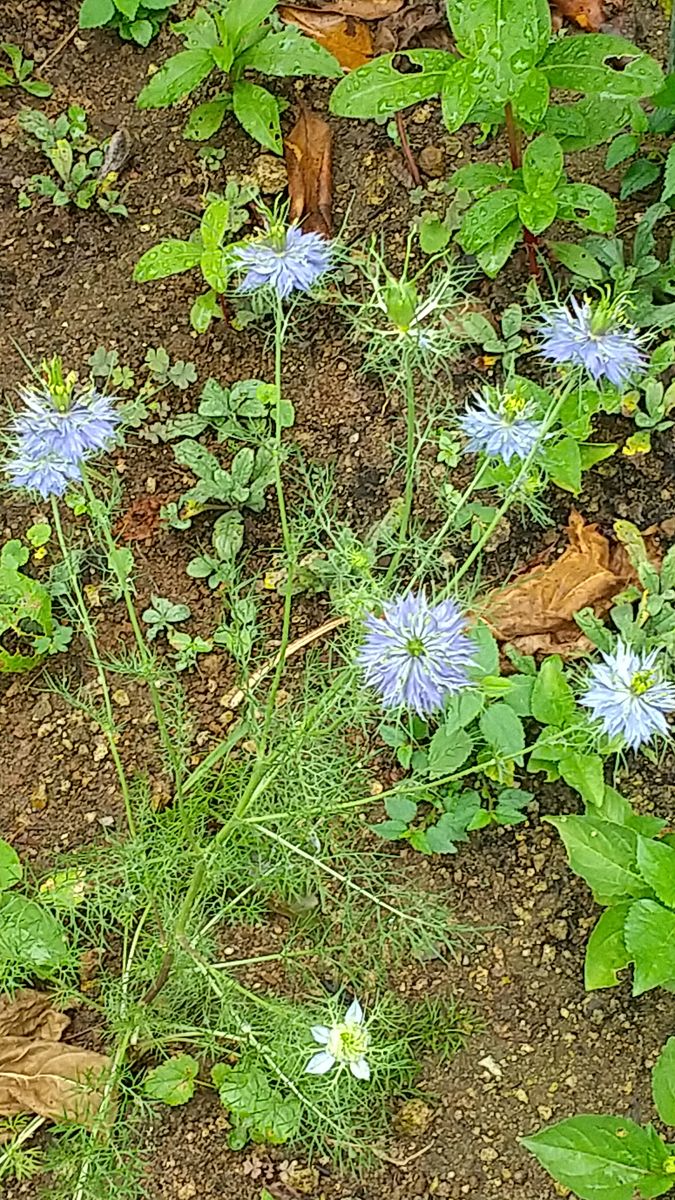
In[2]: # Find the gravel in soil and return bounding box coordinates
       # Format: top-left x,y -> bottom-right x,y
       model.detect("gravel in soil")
1,2 -> 675,1198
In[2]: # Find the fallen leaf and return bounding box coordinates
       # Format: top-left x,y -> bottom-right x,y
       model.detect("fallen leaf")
280,6 -> 372,68
550,0 -> 606,30
289,0 -> 403,16
0,990 -> 112,1128
0,1037 -> 111,1126
285,106 -> 333,237
0,991 -> 69,1041
480,511 -> 641,658
115,494 -> 163,542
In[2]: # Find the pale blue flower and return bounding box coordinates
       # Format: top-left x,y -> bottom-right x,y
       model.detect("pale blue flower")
11,386 -> 120,462
358,593 -> 474,716
581,641 -> 675,750
539,295 -> 646,388
235,225 -> 331,298
459,389 -> 545,464
305,999 -> 370,1081
5,449 -> 82,498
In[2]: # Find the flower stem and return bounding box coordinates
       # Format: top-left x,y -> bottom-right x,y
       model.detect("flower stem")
50,497 -> 135,836
504,102 -> 540,279
406,457 -> 492,594
384,352 -> 417,586
81,473 -> 184,803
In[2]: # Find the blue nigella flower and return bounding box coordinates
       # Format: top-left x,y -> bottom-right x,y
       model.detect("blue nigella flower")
235,225 -> 331,299
5,449 -> 83,499
459,388 -> 545,464
580,641 -> 675,750
358,592 -> 475,716
10,386 -> 120,462
539,295 -> 646,388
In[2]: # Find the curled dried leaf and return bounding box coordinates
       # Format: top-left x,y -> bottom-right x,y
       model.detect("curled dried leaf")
0,1037 -> 112,1126
0,990 -> 70,1041
280,6 -> 373,68
480,511 -> 640,658
285,106 -> 333,237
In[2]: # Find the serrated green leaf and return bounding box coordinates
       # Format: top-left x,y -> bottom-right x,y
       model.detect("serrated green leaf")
385,795 -> 417,823
370,819 -> 408,840
428,727 -> 473,776
559,753 -> 605,807
79,0 -> 115,27
531,656 -> 575,726
479,703 -> 525,758
636,837 -> 675,908
0,894 -> 68,975
584,903 -> 631,989
620,159 -> 661,201
144,1055 -> 199,1106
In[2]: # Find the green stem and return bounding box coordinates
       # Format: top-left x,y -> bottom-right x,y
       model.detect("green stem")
384,353 -> 416,585
406,457 -> 491,595
81,474 -> 184,800
50,498 -> 135,836
438,390 -> 567,599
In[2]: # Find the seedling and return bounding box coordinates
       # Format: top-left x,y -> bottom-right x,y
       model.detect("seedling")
79,0 -> 175,46
0,42 -> 52,97
16,106 -> 128,215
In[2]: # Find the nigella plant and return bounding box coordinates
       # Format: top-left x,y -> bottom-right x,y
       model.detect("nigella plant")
459,386 -> 546,465
581,641 -> 675,750
4,357 -> 120,499
358,592 -> 475,716
235,222 -> 332,301
539,293 -> 646,389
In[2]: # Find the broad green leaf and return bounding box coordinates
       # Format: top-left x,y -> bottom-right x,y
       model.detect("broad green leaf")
212,511 -> 243,564
137,49 -> 215,109
419,215 -> 451,254
212,1064 -> 301,1146
447,0 -> 551,105
0,894 -> 68,974
518,192 -> 557,235
469,621 -> 499,677
79,0 -> 115,27
521,1115 -> 673,1200
579,443 -> 617,472
458,190 -> 520,254
479,703 -> 525,758
144,1055 -> 199,1106
636,837 -> 675,909
624,900 -> 675,995
237,27 -> 341,78
385,796 -> 417,823
330,50 -> 456,119
200,200 -> 231,251
449,162 -> 512,190
190,289 -> 222,333
545,96 -> 644,153
128,20 -> 153,45
441,58 -> 478,132
662,143 -> 675,203
232,80 -> 281,153
557,183 -> 616,234
542,435 -> 582,492
559,753 -> 605,807
585,903 -> 631,989
547,815 -> 651,902
652,1038 -> 675,1127
0,839 -> 22,891
523,134 -> 563,195
541,35 -> 663,100
531,656 -> 575,725
476,219 -> 521,277
512,68 -> 549,128
370,819 -> 408,841
22,78 -> 53,98
115,0 -> 139,17
172,9 -> 219,49
134,239 -> 202,282
428,728 -> 473,776
184,96 -> 230,141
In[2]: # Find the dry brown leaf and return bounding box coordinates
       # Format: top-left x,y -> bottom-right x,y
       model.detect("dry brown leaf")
550,0 -> 606,30
285,106 -> 333,237
280,6 -> 373,68
287,0 -> 403,17
480,511 -> 637,658
0,990 -> 70,1041
0,1037 -> 111,1126
115,494 -> 163,542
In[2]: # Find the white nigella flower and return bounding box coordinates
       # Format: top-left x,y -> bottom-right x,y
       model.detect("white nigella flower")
305,998 -> 371,1081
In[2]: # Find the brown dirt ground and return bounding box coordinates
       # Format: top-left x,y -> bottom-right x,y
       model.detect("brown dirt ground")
2,1 -> 675,1198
